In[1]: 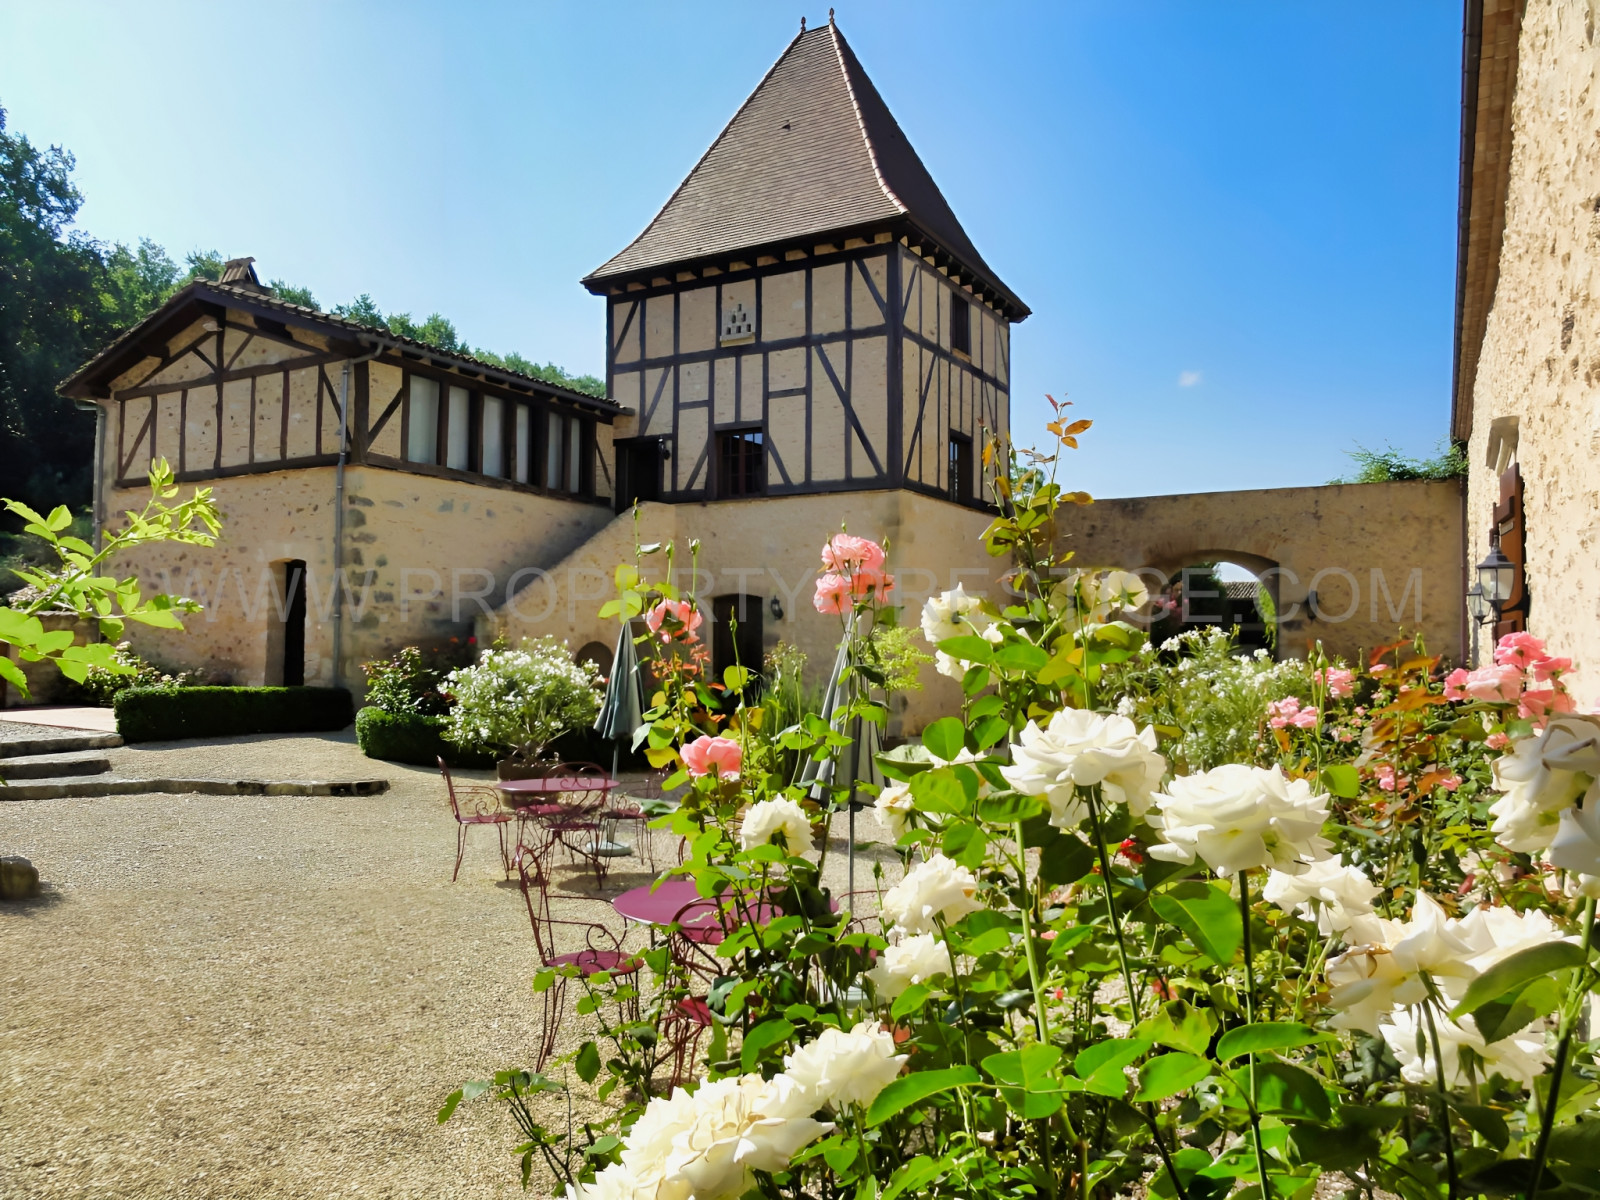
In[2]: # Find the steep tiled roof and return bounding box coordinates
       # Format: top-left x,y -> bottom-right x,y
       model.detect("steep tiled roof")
61,280 -> 620,416
585,21 -> 1027,319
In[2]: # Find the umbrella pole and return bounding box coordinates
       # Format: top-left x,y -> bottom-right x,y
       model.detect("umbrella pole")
847,784 -> 856,899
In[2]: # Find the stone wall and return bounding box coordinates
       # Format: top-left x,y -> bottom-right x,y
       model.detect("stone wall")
1464,0 -> 1600,699
481,489 -> 1006,736
105,465 -> 612,695
1053,480 -> 1466,666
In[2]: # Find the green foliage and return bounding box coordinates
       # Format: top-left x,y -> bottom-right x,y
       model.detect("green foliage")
269,280 -> 318,309
360,645 -> 450,717
354,706 -> 494,768
0,458 -> 219,698
1106,626 -> 1312,772
1334,439 -> 1468,484
114,685 -> 353,742
863,621 -> 933,694
72,641 -> 192,706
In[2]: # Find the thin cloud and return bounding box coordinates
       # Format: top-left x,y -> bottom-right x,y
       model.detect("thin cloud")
1178,370 -> 1202,388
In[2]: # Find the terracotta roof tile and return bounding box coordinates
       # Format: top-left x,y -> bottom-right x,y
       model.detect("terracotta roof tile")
585,22 -> 1026,318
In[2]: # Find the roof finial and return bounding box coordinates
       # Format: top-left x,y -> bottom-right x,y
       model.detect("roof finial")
800,15 -> 806,32
829,7 -> 835,21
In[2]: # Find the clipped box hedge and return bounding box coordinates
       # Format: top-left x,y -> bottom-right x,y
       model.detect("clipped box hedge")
354,708 -> 495,769
114,686 -> 355,743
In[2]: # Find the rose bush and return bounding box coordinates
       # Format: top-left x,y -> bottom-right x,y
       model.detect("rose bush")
447,402 -> 1600,1200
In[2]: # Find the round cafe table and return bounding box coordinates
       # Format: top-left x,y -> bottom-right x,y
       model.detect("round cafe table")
613,879 -> 783,944
495,775 -> 620,810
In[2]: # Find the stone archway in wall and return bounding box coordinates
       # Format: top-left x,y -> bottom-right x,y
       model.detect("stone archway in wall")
1142,549 -> 1282,656
1052,481 -> 1467,665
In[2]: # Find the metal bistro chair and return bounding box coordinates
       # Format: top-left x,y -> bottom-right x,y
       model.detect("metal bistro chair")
600,769 -> 679,872
514,845 -> 642,1069
437,757 -> 513,882
543,762 -> 624,888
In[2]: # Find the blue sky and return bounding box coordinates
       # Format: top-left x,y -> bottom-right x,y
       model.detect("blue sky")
0,2 -> 1462,499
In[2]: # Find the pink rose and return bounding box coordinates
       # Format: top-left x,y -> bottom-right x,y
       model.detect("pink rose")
820,533 -> 886,575
1486,731 -> 1510,750
1375,764 -> 1398,792
1519,686 -> 1577,724
1494,631 -> 1548,670
645,598 -> 702,643
1314,667 -> 1356,699
813,573 -> 853,615
849,568 -> 895,604
1530,656 -> 1573,682
1266,697 -> 1300,729
681,735 -> 742,780
1460,663 -> 1523,704
1443,667 -> 1471,701
1267,697 -> 1316,729
1369,664 -> 1390,675
1438,773 -> 1462,792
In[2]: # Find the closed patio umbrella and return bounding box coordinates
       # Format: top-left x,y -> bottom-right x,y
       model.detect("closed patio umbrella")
593,622 -> 645,779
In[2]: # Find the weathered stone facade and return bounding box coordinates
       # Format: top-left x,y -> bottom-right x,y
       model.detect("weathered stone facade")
1458,0 -> 1600,697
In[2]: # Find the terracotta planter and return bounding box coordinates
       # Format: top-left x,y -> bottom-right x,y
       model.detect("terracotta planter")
497,757 -> 559,781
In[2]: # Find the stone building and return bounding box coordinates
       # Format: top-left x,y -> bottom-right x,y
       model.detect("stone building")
55,17 -> 1030,730
1455,0 -> 1600,693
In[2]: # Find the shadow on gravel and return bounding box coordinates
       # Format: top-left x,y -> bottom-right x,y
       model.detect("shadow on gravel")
1,884 -> 65,918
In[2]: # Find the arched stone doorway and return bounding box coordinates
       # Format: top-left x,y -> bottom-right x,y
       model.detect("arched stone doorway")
1144,549 -> 1281,657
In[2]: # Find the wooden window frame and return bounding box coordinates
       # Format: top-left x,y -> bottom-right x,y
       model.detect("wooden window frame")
395,365 -> 596,499
948,429 -> 973,504
950,294 -> 972,356
716,426 -> 766,499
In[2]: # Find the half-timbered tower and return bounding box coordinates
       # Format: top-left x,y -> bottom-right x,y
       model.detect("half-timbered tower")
588,17 -> 1028,509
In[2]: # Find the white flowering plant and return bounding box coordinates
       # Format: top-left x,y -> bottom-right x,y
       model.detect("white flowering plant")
446,407 -> 1600,1200
441,637 -> 603,763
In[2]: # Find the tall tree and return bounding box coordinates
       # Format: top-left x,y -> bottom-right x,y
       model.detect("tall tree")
0,104 -> 104,515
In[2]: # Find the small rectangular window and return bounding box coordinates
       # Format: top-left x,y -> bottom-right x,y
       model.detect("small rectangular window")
950,295 -> 971,356
481,395 -> 504,477
445,386 -> 470,470
547,411 -> 565,491
718,429 -> 765,498
568,417 -> 582,494
948,431 -> 973,503
406,376 -> 439,464
513,405 -> 531,483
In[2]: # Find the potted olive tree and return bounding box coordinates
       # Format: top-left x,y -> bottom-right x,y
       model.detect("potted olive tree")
440,637 -> 602,779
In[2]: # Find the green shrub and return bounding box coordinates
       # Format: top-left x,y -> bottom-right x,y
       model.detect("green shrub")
114,686 -> 354,742
355,707 -> 495,768
73,642 -> 193,706
360,645 -> 454,716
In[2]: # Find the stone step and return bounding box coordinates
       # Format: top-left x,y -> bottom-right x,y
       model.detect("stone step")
0,732 -> 123,758
0,776 -> 390,802
0,753 -> 112,780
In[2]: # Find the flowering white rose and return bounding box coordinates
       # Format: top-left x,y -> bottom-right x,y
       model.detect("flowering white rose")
619,1074 -> 830,1200
874,783 -> 915,839
1051,569 -> 1150,623
865,932 -> 953,998
1262,856 -> 1379,935
1488,714 -> 1600,853
1325,895 -> 1479,1033
740,798 -> 815,857
1379,1007 -> 1550,1090
921,583 -> 993,644
921,585 -> 998,678
1550,799 -> 1600,895
881,853 -> 982,935
782,1021 -> 906,1110
1455,902 -> 1575,977
1001,708 -> 1166,826
1147,764 -> 1331,876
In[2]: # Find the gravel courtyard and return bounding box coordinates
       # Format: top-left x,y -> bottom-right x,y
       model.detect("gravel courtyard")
0,728 -> 898,1199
